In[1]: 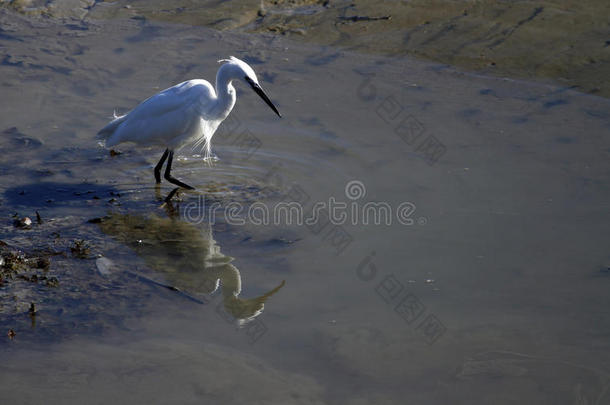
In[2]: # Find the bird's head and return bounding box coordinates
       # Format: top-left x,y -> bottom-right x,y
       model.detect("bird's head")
218,56 -> 281,118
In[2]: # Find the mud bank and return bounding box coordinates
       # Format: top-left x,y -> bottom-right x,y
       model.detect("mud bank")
3,0 -> 609,96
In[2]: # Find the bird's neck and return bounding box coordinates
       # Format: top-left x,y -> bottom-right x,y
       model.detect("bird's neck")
215,69 -> 237,119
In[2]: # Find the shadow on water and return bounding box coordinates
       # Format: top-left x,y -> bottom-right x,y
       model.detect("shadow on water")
96,208 -> 285,324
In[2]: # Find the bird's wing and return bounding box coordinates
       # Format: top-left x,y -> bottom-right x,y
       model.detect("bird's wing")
105,80 -> 216,147
133,80 -> 214,118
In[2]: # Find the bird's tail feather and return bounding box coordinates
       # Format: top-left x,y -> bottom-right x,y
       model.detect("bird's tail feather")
97,111 -> 127,141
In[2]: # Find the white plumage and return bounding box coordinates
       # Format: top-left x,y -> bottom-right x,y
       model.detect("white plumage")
98,56 -> 281,190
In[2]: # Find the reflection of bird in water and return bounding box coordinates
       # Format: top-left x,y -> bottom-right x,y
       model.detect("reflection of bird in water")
97,212 -> 284,323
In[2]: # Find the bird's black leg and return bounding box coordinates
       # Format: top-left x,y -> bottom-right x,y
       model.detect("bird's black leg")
164,187 -> 181,205
154,148 -> 170,184
164,150 -> 195,190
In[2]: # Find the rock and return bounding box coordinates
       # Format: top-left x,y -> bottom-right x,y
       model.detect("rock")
14,217 -> 32,228
46,0 -> 96,20
95,256 -> 114,276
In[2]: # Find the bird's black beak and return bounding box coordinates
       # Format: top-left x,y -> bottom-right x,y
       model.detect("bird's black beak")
246,76 -> 281,118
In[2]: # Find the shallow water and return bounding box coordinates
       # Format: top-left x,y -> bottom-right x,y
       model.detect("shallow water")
1,9 -> 609,405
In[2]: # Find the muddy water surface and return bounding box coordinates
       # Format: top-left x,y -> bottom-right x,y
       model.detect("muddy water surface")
0,9 -> 609,405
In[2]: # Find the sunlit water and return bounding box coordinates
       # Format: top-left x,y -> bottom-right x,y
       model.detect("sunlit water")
1,9 -> 609,405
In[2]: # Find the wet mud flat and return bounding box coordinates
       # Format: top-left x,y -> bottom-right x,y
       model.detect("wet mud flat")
0,5 -> 609,405
0,121 -> 285,343
0,179 -> 289,344
3,0 -> 610,96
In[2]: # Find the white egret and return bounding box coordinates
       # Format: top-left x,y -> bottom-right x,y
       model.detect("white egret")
97,56 -> 281,190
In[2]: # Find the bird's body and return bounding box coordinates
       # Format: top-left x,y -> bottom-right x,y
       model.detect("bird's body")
98,56 -> 280,190
99,77 -> 234,159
